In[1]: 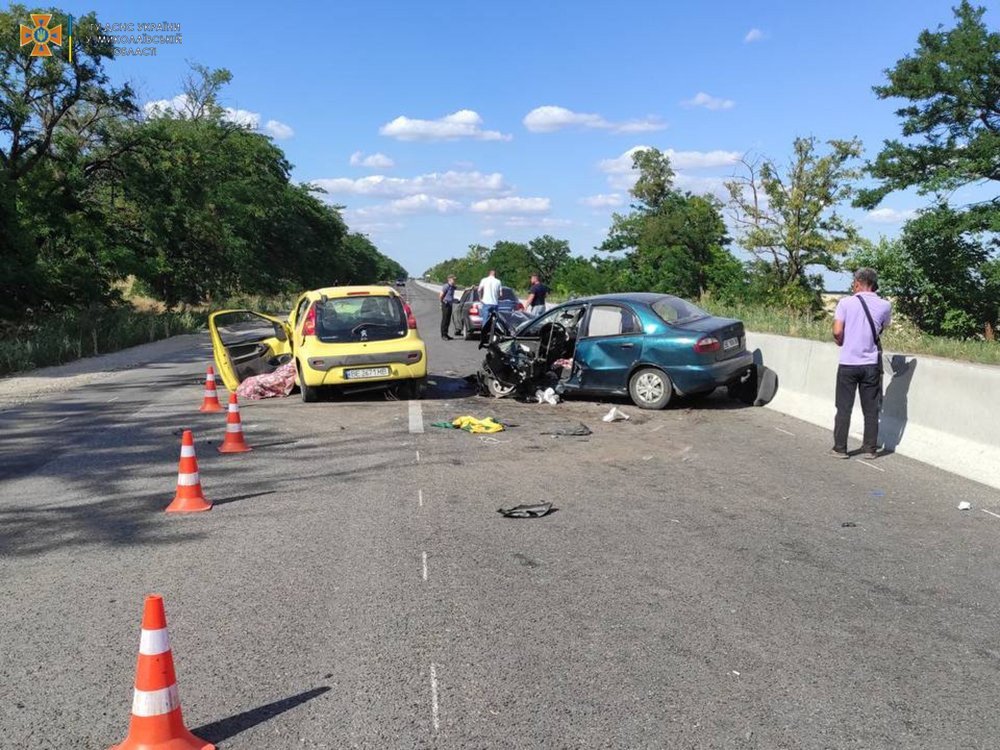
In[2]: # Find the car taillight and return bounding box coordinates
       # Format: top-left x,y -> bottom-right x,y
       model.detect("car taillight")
469,304 -> 479,315
514,303 -> 524,312
302,304 -> 316,336
404,303 -> 417,329
693,336 -> 720,353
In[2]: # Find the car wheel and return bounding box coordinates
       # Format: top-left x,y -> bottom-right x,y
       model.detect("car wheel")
485,376 -> 516,399
463,317 -> 477,340
628,367 -> 672,410
298,361 -> 319,403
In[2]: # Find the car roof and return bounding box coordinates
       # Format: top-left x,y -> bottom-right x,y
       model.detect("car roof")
560,292 -> 679,306
305,285 -> 399,299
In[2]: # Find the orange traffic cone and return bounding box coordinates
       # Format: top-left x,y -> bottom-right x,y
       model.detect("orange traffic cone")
218,393 -> 252,454
109,594 -> 215,750
165,431 -> 212,513
198,366 -> 224,412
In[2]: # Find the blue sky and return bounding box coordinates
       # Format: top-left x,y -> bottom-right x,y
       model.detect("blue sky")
67,0 -> 980,283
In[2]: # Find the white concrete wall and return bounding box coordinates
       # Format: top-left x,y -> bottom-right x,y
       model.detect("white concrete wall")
747,332 -> 1000,490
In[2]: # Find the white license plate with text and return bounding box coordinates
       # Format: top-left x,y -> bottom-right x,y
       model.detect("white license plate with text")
723,337 -> 739,351
344,367 -> 391,380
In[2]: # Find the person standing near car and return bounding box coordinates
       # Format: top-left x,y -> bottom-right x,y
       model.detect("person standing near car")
831,267 -> 892,459
525,273 -> 549,317
478,269 -> 502,327
439,275 -> 457,340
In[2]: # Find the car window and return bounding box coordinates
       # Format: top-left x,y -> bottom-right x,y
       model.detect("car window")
499,287 -> 517,301
519,304 -> 586,337
293,296 -> 311,330
214,311 -> 286,346
586,305 -> 628,337
315,295 -> 407,342
652,296 -> 709,325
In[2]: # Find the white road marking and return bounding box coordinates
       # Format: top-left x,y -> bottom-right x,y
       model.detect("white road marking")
107,396 -> 119,403
55,417 -> 69,424
982,509 -> 1000,520
430,663 -> 440,733
856,460 -> 885,473
418,489 -> 423,507
422,551 -> 428,581
408,401 -> 424,433
416,450 -> 420,463
774,427 -> 795,436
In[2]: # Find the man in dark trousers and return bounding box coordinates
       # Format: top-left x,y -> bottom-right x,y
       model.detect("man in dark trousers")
831,267 -> 892,459
439,275 -> 457,340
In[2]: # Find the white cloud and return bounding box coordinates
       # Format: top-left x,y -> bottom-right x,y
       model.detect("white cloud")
481,228 -> 497,237
579,193 -> 624,208
470,197 -> 551,214
349,151 -> 395,169
504,216 -> 572,229
674,174 -> 730,200
309,170 -> 510,199
264,119 -> 294,139
744,28 -> 765,43
379,109 -> 511,142
598,146 -> 741,189
866,208 -> 917,224
223,108 -> 260,128
143,94 -> 189,118
388,194 -> 463,214
522,105 -> 665,134
681,92 -> 736,111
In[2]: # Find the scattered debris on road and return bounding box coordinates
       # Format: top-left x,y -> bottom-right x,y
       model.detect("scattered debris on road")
841,521 -> 858,527
541,422 -> 592,437
958,501 -> 972,510
431,415 -> 506,433
602,406 -> 631,422
535,387 -> 560,405
236,361 -> 296,400
498,502 -> 554,518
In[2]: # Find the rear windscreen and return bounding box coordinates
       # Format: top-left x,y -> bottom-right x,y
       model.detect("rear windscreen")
315,296 -> 408,342
652,296 -> 709,325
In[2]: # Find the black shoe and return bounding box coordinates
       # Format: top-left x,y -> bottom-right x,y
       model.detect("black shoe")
441,335 -> 452,340
829,448 -> 849,459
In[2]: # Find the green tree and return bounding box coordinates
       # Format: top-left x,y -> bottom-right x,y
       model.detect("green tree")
725,137 -> 863,310
854,1 -> 999,338
487,241 -> 535,287
601,147 -> 737,300
528,235 -> 571,282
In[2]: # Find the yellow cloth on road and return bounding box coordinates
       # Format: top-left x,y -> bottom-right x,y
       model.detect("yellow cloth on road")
452,415 -> 505,433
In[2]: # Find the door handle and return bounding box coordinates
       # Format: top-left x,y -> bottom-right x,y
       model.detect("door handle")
620,343 -> 634,349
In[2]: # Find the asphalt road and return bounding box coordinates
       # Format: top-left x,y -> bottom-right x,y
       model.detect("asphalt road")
1,282 -> 999,749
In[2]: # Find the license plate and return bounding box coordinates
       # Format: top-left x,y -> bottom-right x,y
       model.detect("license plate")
723,337 -> 739,351
344,366 -> 390,380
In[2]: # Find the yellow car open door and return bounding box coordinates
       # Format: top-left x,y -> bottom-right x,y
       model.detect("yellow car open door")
208,310 -> 293,391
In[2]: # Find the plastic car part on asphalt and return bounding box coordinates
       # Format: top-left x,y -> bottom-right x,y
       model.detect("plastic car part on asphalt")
602,406 -> 631,422
540,422 -> 592,437
497,502 -> 554,518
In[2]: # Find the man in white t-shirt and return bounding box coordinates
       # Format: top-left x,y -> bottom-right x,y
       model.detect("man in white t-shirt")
478,269 -> 502,328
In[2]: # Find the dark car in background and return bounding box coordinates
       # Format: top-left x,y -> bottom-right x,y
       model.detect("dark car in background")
453,285 -> 524,339
478,292 -> 756,409
395,277 -> 407,287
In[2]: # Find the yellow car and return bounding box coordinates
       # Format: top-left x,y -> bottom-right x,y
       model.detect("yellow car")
209,286 -> 427,402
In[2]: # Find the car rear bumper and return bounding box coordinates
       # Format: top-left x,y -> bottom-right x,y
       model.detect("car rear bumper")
663,351 -> 755,395
300,351 -> 427,386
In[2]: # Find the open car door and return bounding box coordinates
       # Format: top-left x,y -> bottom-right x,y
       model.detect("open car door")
208,310 -> 293,391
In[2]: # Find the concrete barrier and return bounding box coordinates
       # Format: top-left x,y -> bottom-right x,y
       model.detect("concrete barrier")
747,332 -> 1000,490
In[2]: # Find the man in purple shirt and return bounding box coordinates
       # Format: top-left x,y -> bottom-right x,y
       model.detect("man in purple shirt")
831,267 -> 892,459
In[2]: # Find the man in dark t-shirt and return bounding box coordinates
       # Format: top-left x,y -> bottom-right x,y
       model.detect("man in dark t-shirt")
525,274 -> 549,316
439,275 -> 457,340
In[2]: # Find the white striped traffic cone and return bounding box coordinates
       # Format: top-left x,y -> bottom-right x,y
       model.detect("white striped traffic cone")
218,393 -> 251,454
198,366 -> 223,413
165,431 -> 211,513
109,594 -> 214,750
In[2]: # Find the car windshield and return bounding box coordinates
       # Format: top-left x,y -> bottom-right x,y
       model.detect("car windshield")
315,295 -> 408,342
651,296 -> 709,325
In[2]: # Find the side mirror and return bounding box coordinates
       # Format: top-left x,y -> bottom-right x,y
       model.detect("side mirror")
273,323 -> 288,342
